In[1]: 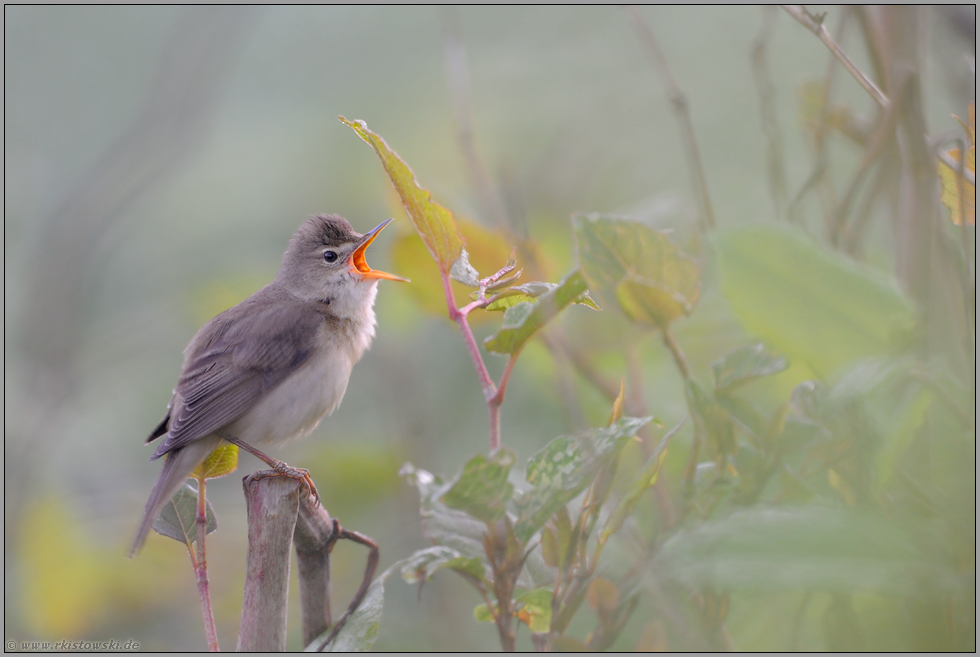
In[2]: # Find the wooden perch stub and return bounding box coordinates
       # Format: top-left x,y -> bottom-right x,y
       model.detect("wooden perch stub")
237,473 -> 301,652
236,470 -> 378,652
294,493 -> 337,647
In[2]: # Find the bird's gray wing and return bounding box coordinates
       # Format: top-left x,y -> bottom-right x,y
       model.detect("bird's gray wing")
151,297 -> 324,459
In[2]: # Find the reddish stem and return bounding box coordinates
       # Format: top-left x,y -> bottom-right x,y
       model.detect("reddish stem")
490,351 -> 520,409
441,271 -> 501,451
195,476 -> 219,652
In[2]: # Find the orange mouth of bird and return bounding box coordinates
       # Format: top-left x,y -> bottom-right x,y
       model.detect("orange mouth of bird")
348,219 -> 410,282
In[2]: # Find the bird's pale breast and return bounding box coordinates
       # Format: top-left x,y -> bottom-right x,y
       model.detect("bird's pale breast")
225,322 -> 357,448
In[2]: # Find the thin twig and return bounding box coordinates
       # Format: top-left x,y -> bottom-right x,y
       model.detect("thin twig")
661,326 -> 691,381
809,9 -> 848,238
751,6 -> 789,222
781,5 -> 890,109
842,151 -> 890,256
490,352 -> 520,410
831,77 -> 902,246
444,255 -> 530,452
315,525 -> 380,651
441,272 -> 501,450
195,476 -> 219,652
625,6 -> 716,232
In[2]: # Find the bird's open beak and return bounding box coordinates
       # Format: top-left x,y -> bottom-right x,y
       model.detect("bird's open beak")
349,219 -> 410,282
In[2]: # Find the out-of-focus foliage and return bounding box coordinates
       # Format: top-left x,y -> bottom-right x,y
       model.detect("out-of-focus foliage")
938,103 -> 976,225
574,214 -> 701,328
5,5 -> 974,653
713,224 -> 916,378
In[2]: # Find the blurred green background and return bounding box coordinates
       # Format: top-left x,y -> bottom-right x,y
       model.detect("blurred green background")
4,6 -> 974,651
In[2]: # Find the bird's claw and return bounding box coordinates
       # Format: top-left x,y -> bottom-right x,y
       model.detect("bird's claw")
249,463 -> 320,507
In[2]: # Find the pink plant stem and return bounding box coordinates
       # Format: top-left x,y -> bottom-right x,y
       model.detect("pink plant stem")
195,476 -> 220,652
490,351 -> 520,409
441,271 -> 501,451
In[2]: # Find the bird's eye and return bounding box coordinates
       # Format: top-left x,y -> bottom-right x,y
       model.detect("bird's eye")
323,250 -> 338,263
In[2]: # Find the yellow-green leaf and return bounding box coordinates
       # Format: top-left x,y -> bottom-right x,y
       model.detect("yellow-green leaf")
515,588 -> 553,634
587,578 -> 620,619
192,443 -> 238,480
341,117 -> 465,272
607,379 -> 626,426
390,218 -> 512,323
573,214 -> 700,329
938,146 -> 976,226
474,603 -> 496,623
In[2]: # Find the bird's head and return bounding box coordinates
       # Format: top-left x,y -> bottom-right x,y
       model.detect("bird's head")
278,214 -> 408,315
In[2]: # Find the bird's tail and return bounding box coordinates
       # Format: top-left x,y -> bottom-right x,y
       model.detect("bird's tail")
130,436 -> 223,557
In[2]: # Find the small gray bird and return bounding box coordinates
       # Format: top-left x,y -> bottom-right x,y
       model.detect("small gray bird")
131,214 -> 407,556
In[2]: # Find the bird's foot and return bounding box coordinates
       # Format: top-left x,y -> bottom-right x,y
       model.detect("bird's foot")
247,462 -> 320,507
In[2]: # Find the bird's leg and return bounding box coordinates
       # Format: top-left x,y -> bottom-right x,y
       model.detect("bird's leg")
219,434 -> 320,506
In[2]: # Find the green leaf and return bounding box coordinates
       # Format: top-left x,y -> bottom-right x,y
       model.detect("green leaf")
192,443 -> 239,480
573,214 -> 700,328
652,505 -> 962,595
399,463 -> 488,561
484,269 -> 597,355
712,224 -> 916,379
712,344 -> 789,395
474,603 -> 495,623
399,545 -> 487,586
599,420 -> 680,545
484,281 -> 600,312
514,416 -> 652,542
515,588 -> 554,633
440,449 -> 516,524
449,246 -> 481,287
340,117 -> 465,272
311,564 -> 401,652
152,484 -> 216,546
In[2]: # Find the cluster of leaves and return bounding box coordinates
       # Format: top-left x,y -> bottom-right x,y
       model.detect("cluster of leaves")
398,411 -> 659,651
334,107 -> 974,652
